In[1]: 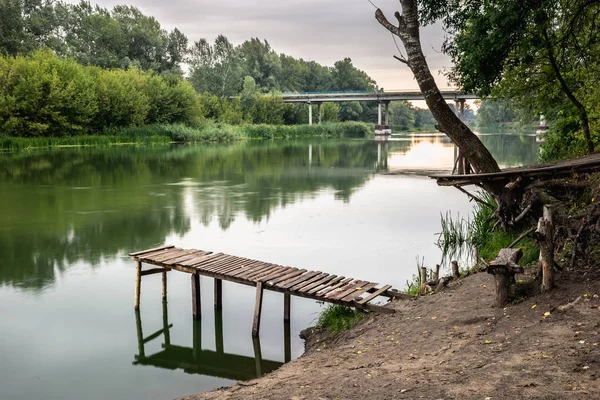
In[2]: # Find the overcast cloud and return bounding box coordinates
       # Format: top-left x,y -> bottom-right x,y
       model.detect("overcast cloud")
82,0 -> 454,90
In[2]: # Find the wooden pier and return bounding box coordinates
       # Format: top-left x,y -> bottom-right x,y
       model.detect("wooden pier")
130,245 -> 401,336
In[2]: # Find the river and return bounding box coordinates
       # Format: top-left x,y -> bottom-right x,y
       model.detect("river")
0,132 -> 537,399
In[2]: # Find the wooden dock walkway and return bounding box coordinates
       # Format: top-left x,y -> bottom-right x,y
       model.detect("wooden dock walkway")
130,245 -> 401,336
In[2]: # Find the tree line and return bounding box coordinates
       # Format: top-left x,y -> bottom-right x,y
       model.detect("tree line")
0,0 -> 437,135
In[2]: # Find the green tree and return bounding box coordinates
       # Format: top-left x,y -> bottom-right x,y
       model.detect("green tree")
189,35 -> 242,97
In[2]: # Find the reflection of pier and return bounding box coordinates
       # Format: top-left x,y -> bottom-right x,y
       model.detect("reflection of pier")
133,301 -> 287,380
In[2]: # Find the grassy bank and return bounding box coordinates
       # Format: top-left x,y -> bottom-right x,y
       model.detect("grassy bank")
0,121 -> 374,151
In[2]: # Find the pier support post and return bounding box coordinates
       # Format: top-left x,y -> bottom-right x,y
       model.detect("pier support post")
308,102 -> 313,125
252,335 -> 263,378
192,320 -> 201,361
377,102 -> 382,125
192,274 -> 201,320
161,270 -> 167,301
284,319 -> 291,363
317,102 -> 322,124
252,282 -> 264,337
384,101 -> 390,126
283,293 -> 291,323
214,279 -> 222,311
134,260 -> 142,310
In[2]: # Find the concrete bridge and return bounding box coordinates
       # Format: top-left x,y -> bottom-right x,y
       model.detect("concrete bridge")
281,90 -> 479,125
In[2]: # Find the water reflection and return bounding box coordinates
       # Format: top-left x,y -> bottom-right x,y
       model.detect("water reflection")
133,303 -> 285,380
0,134 -> 537,290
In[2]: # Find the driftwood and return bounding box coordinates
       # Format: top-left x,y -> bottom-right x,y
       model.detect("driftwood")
487,248 -> 524,307
508,227 -> 536,248
557,296 -> 582,312
435,276 -> 453,292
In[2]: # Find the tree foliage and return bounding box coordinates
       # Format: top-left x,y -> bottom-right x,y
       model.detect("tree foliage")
424,0 -> 600,155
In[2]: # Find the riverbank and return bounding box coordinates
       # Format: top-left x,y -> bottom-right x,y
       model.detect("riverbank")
180,268 -> 600,399
0,121 -> 373,151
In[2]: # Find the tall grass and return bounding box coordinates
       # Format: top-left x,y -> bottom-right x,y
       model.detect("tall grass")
316,304 -> 365,333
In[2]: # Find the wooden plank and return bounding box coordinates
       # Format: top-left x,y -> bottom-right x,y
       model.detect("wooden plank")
267,269 -> 307,286
316,278 -> 352,297
166,250 -> 211,265
203,257 -> 246,273
201,256 -> 242,272
307,276 -> 345,295
339,282 -> 379,302
228,260 -> 266,277
328,280 -> 369,300
158,249 -> 200,265
137,248 -> 179,261
130,245 -> 174,257
210,261 -> 254,277
178,252 -> 218,267
291,273 -> 329,291
191,253 -> 230,269
300,274 -> 338,294
140,267 -> 170,276
358,285 -> 392,304
239,263 -> 278,280
248,265 -> 284,281
260,266 -> 296,283
148,249 -> 187,263
252,282 -> 264,337
278,271 -> 321,290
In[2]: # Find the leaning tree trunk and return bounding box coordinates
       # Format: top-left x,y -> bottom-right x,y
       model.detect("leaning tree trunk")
376,2 -> 500,174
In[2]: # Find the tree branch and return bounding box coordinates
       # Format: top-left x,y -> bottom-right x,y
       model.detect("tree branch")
393,55 -> 408,64
375,9 -> 400,36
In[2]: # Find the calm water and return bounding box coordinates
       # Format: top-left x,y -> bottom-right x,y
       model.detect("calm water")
0,133 -> 537,400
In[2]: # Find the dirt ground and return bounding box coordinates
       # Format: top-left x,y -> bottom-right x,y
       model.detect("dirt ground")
179,269 -> 600,400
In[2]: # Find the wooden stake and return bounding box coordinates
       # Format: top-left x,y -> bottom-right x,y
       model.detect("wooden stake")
215,310 -> 224,354
537,205 -> 555,292
134,309 -> 145,358
162,300 -> 171,346
214,279 -> 222,311
192,274 -> 201,320
433,264 -> 440,281
283,293 -> 291,323
161,270 -> 168,301
134,260 -> 142,310
451,261 -> 460,279
252,335 -> 263,378
252,282 -> 264,337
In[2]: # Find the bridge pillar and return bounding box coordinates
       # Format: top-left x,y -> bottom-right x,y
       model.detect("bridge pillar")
316,102 -> 322,124
384,101 -> 390,126
308,102 -> 313,125
459,99 -> 465,122
377,102 -> 382,125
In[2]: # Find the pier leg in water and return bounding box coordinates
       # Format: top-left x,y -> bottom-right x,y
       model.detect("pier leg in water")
252,282 -> 264,337
161,270 -> 167,301
284,293 -> 291,323
134,309 -> 145,358
215,310 -> 224,354
284,319 -> 291,363
162,300 -> 171,346
192,274 -> 201,320
252,335 -> 263,378
192,319 -> 202,361
214,279 -> 222,311
134,260 -> 142,310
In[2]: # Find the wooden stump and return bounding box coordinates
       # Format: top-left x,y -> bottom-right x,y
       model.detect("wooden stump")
433,264 -> 440,281
487,248 -> 524,307
452,261 -> 460,279
537,205 -> 555,292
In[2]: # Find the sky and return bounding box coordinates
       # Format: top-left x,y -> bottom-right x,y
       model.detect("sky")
82,0 -> 455,91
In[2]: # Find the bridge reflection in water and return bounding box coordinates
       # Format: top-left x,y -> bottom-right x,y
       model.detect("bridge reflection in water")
133,302 -> 288,380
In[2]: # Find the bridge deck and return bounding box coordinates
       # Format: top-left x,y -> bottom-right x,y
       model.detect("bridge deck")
131,245 -> 400,335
